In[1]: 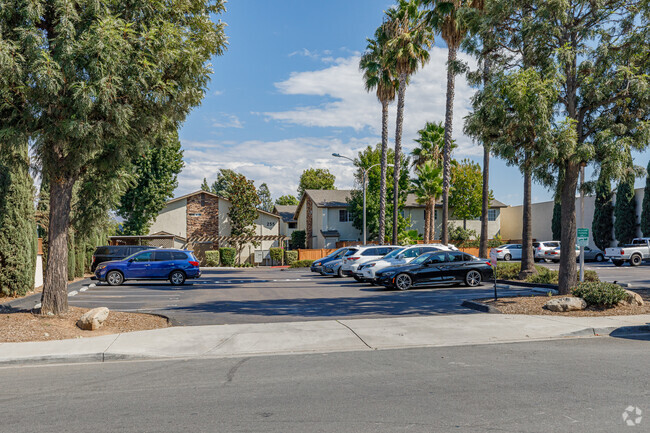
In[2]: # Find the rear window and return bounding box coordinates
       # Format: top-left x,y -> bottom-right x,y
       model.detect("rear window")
544,242 -> 560,248
403,248 -> 420,258
449,252 -> 466,262
154,251 -> 174,261
94,246 -> 112,255
344,249 -> 358,256
172,252 -> 189,260
362,248 -> 381,256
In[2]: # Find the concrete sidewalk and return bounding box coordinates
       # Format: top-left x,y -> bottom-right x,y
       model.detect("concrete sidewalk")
1,313 -> 649,366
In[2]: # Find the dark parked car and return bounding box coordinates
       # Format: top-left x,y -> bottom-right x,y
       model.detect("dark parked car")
91,245 -> 156,271
375,250 -> 493,291
94,249 -> 201,286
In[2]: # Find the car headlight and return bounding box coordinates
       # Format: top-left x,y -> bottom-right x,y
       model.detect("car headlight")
367,263 -> 376,267
97,264 -> 107,271
314,262 -> 321,266
381,271 -> 396,278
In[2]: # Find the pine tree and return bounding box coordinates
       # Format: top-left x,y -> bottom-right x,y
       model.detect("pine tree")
551,201 -> 562,241
640,161 -> 650,236
614,175 -> 637,246
592,174 -> 614,250
0,143 -> 37,297
201,178 -> 210,192
257,183 -> 274,212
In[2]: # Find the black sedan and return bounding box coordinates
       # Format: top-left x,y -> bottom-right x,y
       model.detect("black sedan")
375,250 -> 493,291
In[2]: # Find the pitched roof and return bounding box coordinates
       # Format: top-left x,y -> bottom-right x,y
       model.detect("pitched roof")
273,205 -> 298,222
164,190 -> 280,219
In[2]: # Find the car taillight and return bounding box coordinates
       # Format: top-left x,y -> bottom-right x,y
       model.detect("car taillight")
92,255 -> 95,263
348,257 -> 360,261
496,250 -> 502,253
620,249 -> 624,254
189,261 -> 199,266
537,247 -> 541,251
485,261 -> 492,266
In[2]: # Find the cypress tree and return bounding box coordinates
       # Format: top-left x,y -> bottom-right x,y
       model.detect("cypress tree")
592,174 -> 614,251
614,175 -> 637,246
551,201 -> 562,241
0,143 -> 37,296
640,161 -> 650,236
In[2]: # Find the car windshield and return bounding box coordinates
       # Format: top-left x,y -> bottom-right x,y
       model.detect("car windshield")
328,248 -> 346,258
411,252 -> 435,266
383,248 -> 406,259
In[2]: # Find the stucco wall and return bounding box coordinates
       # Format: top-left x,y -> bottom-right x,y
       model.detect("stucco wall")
149,198 -> 187,238
34,255 -> 43,288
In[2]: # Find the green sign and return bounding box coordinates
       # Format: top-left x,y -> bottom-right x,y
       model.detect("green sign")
577,228 -> 589,247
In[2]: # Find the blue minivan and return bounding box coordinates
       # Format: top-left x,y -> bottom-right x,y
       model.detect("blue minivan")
94,248 -> 201,286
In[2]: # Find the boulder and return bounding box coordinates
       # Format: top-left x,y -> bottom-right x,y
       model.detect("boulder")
77,307 -> 110,330
621,290 -> 644,307
544,297 -> 587,312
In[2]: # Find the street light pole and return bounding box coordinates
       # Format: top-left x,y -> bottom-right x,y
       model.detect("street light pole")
332,153 -> 393,245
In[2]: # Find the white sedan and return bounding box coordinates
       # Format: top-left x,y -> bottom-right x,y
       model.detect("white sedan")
493,244 -> 522,261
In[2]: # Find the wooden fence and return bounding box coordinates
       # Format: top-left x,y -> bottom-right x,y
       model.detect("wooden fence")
298,249 -> 337,261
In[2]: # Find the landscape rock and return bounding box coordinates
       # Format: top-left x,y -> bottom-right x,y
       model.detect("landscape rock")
77,307 -> 110,330
544,297 -> 587,312
621,290 -> 644,307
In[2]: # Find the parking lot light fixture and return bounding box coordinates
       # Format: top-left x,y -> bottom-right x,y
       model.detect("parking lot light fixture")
332,153 -> 393,245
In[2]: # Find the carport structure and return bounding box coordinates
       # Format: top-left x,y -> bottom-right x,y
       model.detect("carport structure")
109,232 -> 186,249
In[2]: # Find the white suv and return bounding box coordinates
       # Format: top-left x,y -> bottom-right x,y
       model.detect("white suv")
341,245 -> 401,279
534,241 -> 560,262
356,244 -> 458,283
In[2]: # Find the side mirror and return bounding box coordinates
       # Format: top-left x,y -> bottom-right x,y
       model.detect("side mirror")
396,254 -> 404,260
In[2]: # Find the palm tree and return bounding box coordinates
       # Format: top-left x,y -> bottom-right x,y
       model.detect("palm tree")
384,0 -> 434,244
411,161 -> 443,242
422,0 -> 485,245
360,25 -> 397,245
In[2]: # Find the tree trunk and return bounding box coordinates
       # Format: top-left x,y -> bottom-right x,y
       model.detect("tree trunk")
379,100 -> 390,245
558,162 -> 579,295
423,203 -> 431,242
429,198 -> 436,241
441,45 -> 457,245
479,143 -> 490,258
519,160 -> 535,279
41,177 -> 75,315
392,73 -> 407,245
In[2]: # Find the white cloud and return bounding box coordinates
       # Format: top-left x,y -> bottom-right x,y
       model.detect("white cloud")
212,113 -> 243,129
177,136 -> 378,199
212,90 -> 223,96
264,47 -> 482,157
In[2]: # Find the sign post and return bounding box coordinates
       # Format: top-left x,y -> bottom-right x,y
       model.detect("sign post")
577,228 -> 589,282
490,249 -> 498,300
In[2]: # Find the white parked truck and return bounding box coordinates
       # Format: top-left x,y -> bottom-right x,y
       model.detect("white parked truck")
605,238 -> 650,266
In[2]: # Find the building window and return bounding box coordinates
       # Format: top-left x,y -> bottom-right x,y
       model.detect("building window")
288,222 -> 297,229
189,213 -> 202,217
339,210 -> 350,222
434,210 -> 438,220
200,193 -> 205,206
488,209 -> 499,221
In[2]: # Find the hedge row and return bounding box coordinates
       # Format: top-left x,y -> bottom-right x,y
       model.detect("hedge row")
290,259 -> 314,268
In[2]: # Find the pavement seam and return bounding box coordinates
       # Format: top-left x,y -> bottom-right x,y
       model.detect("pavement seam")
101,333 -> 124,361
336,320 -> 373,350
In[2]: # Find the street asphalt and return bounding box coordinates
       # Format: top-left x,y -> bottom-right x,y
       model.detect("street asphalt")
62,268 -> 536,325
2,336 -> 648,433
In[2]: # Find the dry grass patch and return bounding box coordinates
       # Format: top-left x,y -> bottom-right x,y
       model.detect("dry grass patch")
0,306 -> 169,343
479,289 -> 650,317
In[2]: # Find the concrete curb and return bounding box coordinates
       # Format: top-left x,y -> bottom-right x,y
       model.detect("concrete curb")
461,300 -> 502,314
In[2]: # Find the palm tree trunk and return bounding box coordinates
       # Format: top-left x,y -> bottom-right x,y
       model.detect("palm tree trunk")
379,100 -> 390,245
392,73 -> 407,245
423,204 -> 431,242
441,44 -> 458,245
519,158 -> 535,278
479,143 -> 490,258
41,177 -> 75,315
428,198 -> 435,242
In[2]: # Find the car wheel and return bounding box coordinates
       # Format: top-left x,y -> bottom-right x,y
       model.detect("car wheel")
106,270 -> 123,286
612,260 -> 624,267
395,273 -> 412,291
504,253 -> 512,261
465,270 -> 482,287
630,255 -> 642,267
169,270 -> 186,286
595,254 -> 604,262
337,267 -> 344,278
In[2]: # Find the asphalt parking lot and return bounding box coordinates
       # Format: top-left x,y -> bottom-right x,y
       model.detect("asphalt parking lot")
66,261 -> 650,326
68,268 -> 533,326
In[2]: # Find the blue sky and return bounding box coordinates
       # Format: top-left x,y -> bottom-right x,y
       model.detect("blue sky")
176,0 -> 650,207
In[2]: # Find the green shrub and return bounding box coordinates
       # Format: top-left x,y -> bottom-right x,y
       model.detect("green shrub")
584,270 -> 599,282
219,247 -> 236,267
572,282 -> 627,307
290,230 -> 306,249
234,263 -> 254,268
285,250 -> 298,266
495,262 -> 521,280
205,250 -> 220,267
290,259 -> 314,268
526,267 -> 558,284
270,247 -> 284,265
